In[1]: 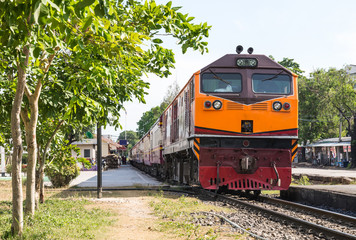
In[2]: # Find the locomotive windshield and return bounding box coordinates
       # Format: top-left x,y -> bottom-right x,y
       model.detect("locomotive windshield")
252,73 -> 291,94
201,73 -> 242,93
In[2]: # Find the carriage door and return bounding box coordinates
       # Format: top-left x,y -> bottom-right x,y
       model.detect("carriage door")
172,100 -> 179,142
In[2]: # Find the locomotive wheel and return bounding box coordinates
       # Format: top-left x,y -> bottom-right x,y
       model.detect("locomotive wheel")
253,190 -> 261,197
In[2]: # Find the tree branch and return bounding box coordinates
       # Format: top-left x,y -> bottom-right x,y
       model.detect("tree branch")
24,82 -> 32,99
42,119 -> 65,162
33,50 -> 58,101
20,108 -> 30,131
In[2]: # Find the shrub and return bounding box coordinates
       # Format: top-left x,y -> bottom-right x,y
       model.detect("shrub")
45,162 -> 80,188
5,164 -> 28,174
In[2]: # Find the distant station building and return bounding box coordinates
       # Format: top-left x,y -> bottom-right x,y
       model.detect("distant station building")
0,146 -> 5,176
346,64 -> 356,78
300,137 -> 351,167
71,137 -> 126,163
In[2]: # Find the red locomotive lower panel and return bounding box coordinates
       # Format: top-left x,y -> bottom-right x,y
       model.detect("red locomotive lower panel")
198,147 -> 292,190
199,166 -> 291,190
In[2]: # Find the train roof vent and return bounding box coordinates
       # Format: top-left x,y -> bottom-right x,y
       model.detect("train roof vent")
227,102 -> 244,110
251,102 -> 268,110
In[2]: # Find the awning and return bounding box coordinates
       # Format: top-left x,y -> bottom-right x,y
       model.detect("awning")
306,142 -> 350,148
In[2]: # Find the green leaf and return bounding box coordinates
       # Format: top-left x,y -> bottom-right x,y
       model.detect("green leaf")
94,4 -> 105,17
34,2 -> 42,24
33,47 -> 42,58
75,0 -> 96,11
187,16 -> 195,22
152,38 -> 163,44
43,0 -> 60,11
82,16 -> 93,32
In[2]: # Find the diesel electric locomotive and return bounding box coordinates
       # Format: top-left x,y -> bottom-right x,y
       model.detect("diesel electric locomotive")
131,46 -> 298,193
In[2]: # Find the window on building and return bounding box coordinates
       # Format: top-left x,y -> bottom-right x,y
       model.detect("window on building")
84,149 -> 91,158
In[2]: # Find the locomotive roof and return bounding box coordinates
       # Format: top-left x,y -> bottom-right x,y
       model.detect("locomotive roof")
200,54 -> 293,75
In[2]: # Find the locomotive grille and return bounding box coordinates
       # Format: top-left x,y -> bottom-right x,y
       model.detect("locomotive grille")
251,102 -> 268,110
227,102 -> 244,110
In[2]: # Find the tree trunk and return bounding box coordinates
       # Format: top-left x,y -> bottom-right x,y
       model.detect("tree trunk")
10,46 -> 29,235
35,119 -> 64,205
23,52 -> 56,214
24,100 -> 38,215
301,145 -> 306,162
351,114 -> 356,168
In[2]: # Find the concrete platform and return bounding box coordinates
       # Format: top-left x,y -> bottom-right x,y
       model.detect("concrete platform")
281,185 -> 356,212
70,164 -> 165,188
282,167 -> 356,211
292,167 -> 356,182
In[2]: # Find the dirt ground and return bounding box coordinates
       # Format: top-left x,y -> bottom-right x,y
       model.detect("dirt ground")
0,182 -> 239,239
91,197 -> 182,240
0,182 -> 185,239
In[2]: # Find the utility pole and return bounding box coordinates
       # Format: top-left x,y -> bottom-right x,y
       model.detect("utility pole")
97,123 -> 102,198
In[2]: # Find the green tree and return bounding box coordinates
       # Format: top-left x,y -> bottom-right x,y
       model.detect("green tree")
307,68 -> 356,167
276,57 -> 342,161
118,130 -> 139,152
160,80 -> 181,109
0,0 -> 210,235
137,81 -> 180,138
137,106 -> 163,138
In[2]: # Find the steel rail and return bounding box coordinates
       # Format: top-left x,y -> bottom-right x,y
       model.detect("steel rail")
259,195 -> 356,224
202,190 -> 356,240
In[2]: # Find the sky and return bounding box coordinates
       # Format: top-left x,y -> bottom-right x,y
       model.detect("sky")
102,0 -> 356,140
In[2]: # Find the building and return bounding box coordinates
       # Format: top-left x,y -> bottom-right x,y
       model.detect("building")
303,137 -> 351,166
0,146 -> 5,176
71,137 -> 126,163
346,64 -> 356,77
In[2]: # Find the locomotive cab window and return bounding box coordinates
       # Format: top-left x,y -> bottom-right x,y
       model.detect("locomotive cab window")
252,73 -> 291,94
201,73 -> 242,93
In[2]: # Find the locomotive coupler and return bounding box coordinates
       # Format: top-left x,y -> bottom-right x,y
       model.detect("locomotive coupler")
240,155 -> 255,171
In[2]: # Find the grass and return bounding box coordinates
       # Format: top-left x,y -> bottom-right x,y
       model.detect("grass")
0,198 -> 114,240
291,175 -> 311,186
150,192 -> 246,240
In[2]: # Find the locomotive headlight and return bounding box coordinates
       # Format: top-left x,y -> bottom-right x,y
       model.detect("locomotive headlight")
236,58 -> 258,68
272,101 -> 282,111
213,100 -> 222,110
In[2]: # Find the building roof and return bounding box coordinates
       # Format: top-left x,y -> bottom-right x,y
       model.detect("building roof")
71,137 -> 126,150
346,65 -> 356,75
306,137 -> 351,148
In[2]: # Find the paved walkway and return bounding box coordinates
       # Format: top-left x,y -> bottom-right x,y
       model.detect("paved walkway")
292,167 -> 356,179
70,164 -> 164,188
291,166 -> 356,196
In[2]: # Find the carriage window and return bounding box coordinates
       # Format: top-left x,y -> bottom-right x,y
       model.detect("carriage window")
201,73 -> 242,93
252,74 -> 291,94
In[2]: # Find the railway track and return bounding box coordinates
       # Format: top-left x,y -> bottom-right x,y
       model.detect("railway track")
66,184 -> 356,239
201,189 -> 356,239
124,165 -> 356,239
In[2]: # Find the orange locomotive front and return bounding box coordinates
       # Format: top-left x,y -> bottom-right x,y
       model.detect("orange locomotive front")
192,52 -> 298,191
130,47 -> 298,193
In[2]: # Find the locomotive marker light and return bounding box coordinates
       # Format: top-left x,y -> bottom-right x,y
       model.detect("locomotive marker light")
213,100 -> 222,110
283,102 -> 291,110
204,100 -> 212,108
272,101 -> 283,111
243,140 -> 250,147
